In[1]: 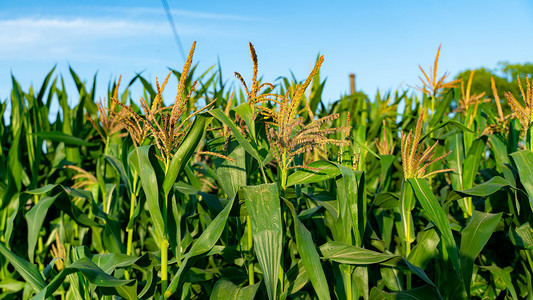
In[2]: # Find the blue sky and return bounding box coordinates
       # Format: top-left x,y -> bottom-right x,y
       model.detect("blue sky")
1,0 -> 533,108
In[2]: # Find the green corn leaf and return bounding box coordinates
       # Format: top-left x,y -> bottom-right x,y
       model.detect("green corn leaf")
134,73 -> 156,100
334,163 -> 365,247
370,285 -> 441,300
479,266 -> 518,300
354,136 -> 380,159
33,257 -> 134,299
408,178 -> 460,279
429,89 -> 454,128
0,242 -> 45,293
214,140 -> 246,201
162,114 -> 213,198
104,154 -> 132,197
403,258 -> 442,299
104,281 -> 138,300
5,193 -> 27,248
380,266 -> 402,292
462,137 -> 487,189
460,210 -> 502,297
210,279 -> 260,300
379,154 -> 395,190
242,183 -> 281,300
25,184 -> 57,195
488,134 -> 510,171
233,102 -> 256,140
35,66 -> 56,106
26,193 -> 60,263
0,279 -> 25,293
374,192 -> 399,209
286,160 -> 340,187
282,261 -> 311,297
423,120 -> 474,140
128,146 -> 165,245
34,131 -> 97,147
510,150 -> 533,206
447,133 -> 465,191
208,108 -> 262,165
165,193 -> 236,297
510,223 -> 533,249
320,241 -> 400,265
448,176 -> 516,202
399,181 -> 416,245
408,228 -> 440,269
282,198 -> 331,300
53,192 -> 101,228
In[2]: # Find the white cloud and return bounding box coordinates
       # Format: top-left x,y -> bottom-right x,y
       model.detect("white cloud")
0,17 -> 168,42
0,17 -> 168,58
98,6 -> 258,22
0,14 -> 240,62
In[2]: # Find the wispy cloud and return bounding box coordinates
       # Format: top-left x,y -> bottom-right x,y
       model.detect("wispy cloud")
97,6 -> 259,22
0,13 -> 244,62
1,17 -> 168,38
0,17 -> 167,61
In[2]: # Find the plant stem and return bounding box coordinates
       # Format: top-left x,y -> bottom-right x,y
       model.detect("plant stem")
162,158 -> 170,295
247,215 -> 254,285
281,150 -> 288,191
260,165 -> 268,184
406,240 -> 412,290
161,239 -> 169,293
126,196 -> 136,249
400,181 -> 414,290
126,174 -> 138,257
345,268 -> 353,300
431,94 -> 436,116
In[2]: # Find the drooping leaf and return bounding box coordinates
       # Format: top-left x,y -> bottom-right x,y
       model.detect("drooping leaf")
408,178 -> 460,278
370,285 -> 441,299
0,242 -> 45,293
320,242 -> 400,266
479,266 -> 518,300
408,228 -> 440,269
214,140 -> 246,201
34,257 -> 134,299
209,108 -> 262,165
233,102 -> 256,140
286,160 -> 340,187
165,194 -> 236,297
210,279 -> 260,300
510,223 -> 533,249
460,210 -> 502,297
283,198 -> 330,300
34,131 -> 97,147
128,146 -> 164,244
26,193 -> 60,263
510,150 -> 533,208
448,176 -> 516,203
242,183 -> 282,300
163,114 -> 213,198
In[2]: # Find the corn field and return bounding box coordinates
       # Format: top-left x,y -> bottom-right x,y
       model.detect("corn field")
1,42 -> 532,299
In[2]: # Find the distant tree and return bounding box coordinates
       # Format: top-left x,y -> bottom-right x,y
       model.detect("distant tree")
499,61 -> 533,81
455,62 -> 533,101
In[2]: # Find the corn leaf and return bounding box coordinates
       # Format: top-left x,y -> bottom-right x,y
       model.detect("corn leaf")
0,242 -> 46,295
128,146 -> 165,244
460,210 -> 502,297
282,198 -> 331,300
210,279 -> 260,300
286,160 -> 340,187
408,178 -> 460,278
242,183 -> 281,300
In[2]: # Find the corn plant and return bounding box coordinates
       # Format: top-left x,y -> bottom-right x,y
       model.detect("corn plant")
0,42 -> 532,300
